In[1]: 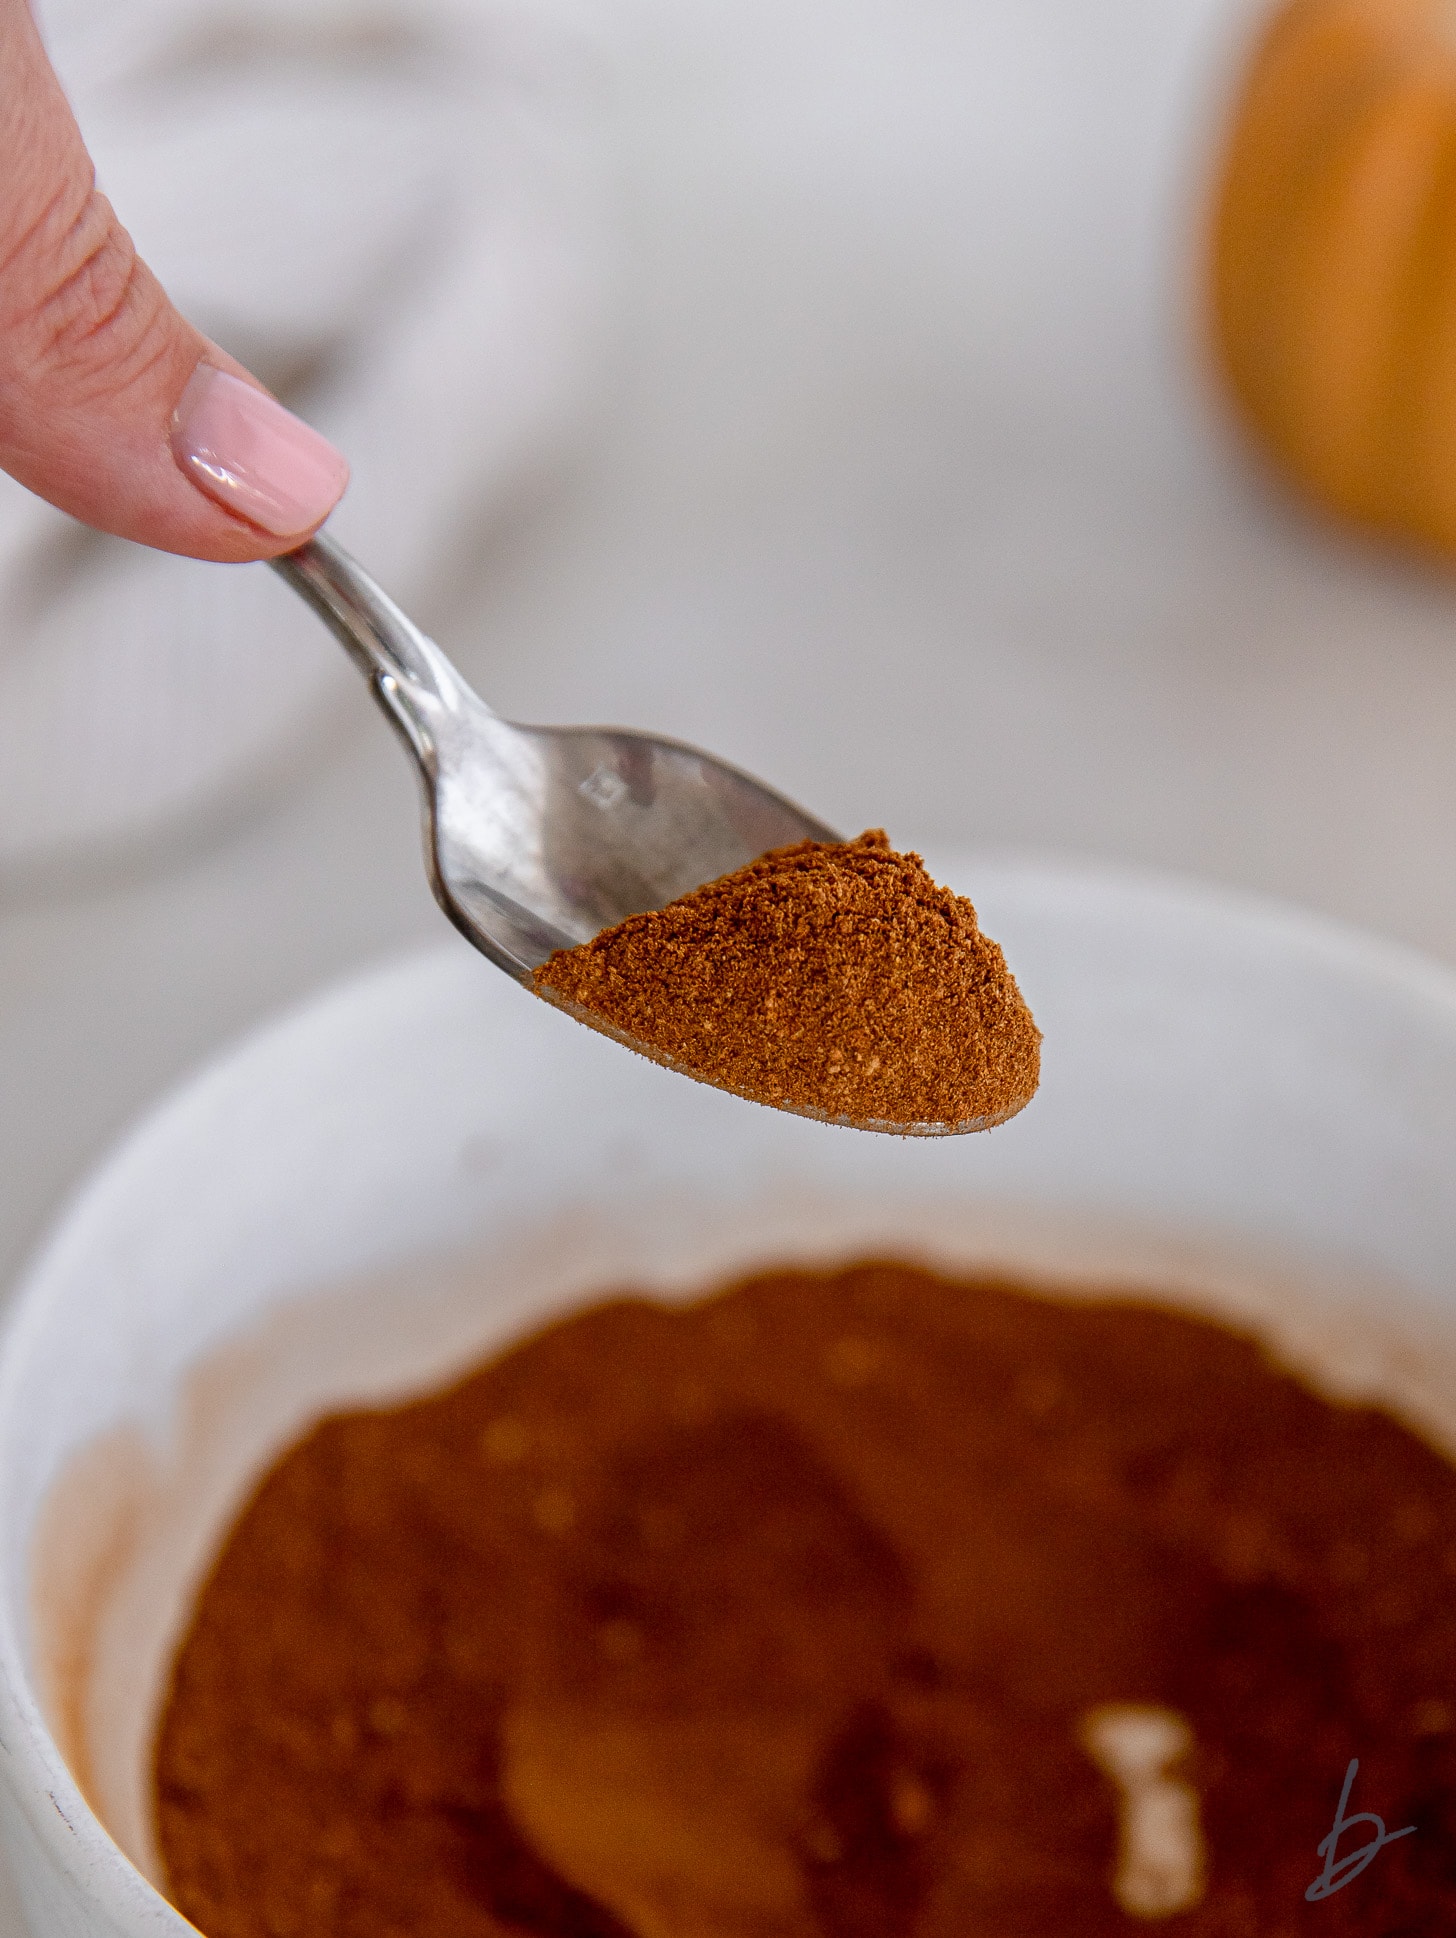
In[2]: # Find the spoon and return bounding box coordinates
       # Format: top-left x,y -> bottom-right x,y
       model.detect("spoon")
272,527 -> 842,998
271,535 -> 1033,1138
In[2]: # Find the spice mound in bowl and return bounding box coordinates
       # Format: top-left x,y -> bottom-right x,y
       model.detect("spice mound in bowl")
155,1260 -> 1456,1936
532,831 -> 1040,1132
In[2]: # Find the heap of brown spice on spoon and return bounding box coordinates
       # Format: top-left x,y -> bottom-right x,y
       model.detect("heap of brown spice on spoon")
533,831 -> 1040,1132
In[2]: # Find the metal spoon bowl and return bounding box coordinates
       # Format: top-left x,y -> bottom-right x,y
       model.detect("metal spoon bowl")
272,534 -> 986,1135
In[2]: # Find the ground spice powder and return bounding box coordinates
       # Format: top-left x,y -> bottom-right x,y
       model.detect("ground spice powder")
531,832 -> 1040,1129
156,1261 -> 1456,1938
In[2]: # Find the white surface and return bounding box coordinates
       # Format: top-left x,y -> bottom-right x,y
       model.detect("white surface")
7,858 -> 1456,1932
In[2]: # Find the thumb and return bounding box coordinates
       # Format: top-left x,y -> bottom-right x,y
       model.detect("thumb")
0,0 -> 348,561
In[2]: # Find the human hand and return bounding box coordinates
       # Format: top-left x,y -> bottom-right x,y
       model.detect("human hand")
0,0 -> 349,562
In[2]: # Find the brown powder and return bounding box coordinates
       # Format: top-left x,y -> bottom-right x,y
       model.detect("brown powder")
532,832 -> 1040,1130
156,1260 -> 1456,1938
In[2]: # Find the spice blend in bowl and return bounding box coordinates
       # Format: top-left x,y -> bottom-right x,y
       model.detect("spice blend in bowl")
155,1259 -> 1456,1937
532,832 -> 1041,1132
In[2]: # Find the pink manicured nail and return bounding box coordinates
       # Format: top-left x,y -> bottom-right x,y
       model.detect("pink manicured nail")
170,366 -> 349,537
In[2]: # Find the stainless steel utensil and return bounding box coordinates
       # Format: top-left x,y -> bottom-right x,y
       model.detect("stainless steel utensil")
274,534 -> 1019,1136
273,530 -> 839,971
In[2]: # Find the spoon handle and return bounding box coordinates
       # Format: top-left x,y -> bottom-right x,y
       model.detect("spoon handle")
271,532 -> 471,771
271,532 -> 439,691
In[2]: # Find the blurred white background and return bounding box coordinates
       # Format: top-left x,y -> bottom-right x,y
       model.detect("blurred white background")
7,0 -> 1456,1313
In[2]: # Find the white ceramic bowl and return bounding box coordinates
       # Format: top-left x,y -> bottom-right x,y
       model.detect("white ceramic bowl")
4,854 -> 1456,1936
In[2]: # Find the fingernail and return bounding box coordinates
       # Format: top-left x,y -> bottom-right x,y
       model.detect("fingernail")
170,366 -> 349,537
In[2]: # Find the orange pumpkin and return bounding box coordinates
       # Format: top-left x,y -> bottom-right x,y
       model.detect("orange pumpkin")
1211,0 -> 1456,553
